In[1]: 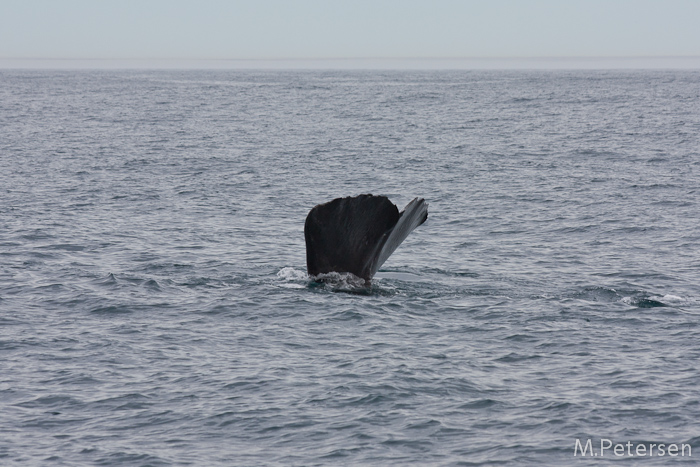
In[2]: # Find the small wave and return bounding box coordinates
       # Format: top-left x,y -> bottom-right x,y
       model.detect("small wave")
92,273 -> 118,288
621,294 -> 687,308
15,395 -> 82,409
658,294 -> 685,304
90,305 -> 133,314
510,96 -> 537,103
573,286 -> 685,309
620,296 -> 666,308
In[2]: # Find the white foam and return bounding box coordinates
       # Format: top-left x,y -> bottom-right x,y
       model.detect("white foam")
276,267 -> 308,281
620,296 -> 635,306
312,271 -> 368,290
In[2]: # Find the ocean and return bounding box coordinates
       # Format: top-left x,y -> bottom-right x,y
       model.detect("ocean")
1,69 -> 699,465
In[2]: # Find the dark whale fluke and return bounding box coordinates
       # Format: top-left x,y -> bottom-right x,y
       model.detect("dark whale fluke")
304,194 -> 428,281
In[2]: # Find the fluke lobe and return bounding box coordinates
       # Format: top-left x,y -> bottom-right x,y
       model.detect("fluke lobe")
304,194 -> 428,282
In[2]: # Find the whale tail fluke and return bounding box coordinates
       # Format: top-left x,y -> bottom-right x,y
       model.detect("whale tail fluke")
370,197 -> 428,278
304,195 -> 428,281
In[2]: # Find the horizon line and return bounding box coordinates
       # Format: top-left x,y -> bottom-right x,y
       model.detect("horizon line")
2,56 -> 700,70
3,55 -> 700,61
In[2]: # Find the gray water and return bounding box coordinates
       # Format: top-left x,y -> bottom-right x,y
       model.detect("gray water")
1,69 -> 699,466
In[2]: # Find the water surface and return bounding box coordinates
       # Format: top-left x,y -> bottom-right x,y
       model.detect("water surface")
1,69 -> 699,465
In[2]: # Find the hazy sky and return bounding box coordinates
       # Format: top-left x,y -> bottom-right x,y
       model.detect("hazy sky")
1,0 -> 699,61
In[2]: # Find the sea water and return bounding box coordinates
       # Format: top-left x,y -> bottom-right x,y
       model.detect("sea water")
1,69 -> 699,465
